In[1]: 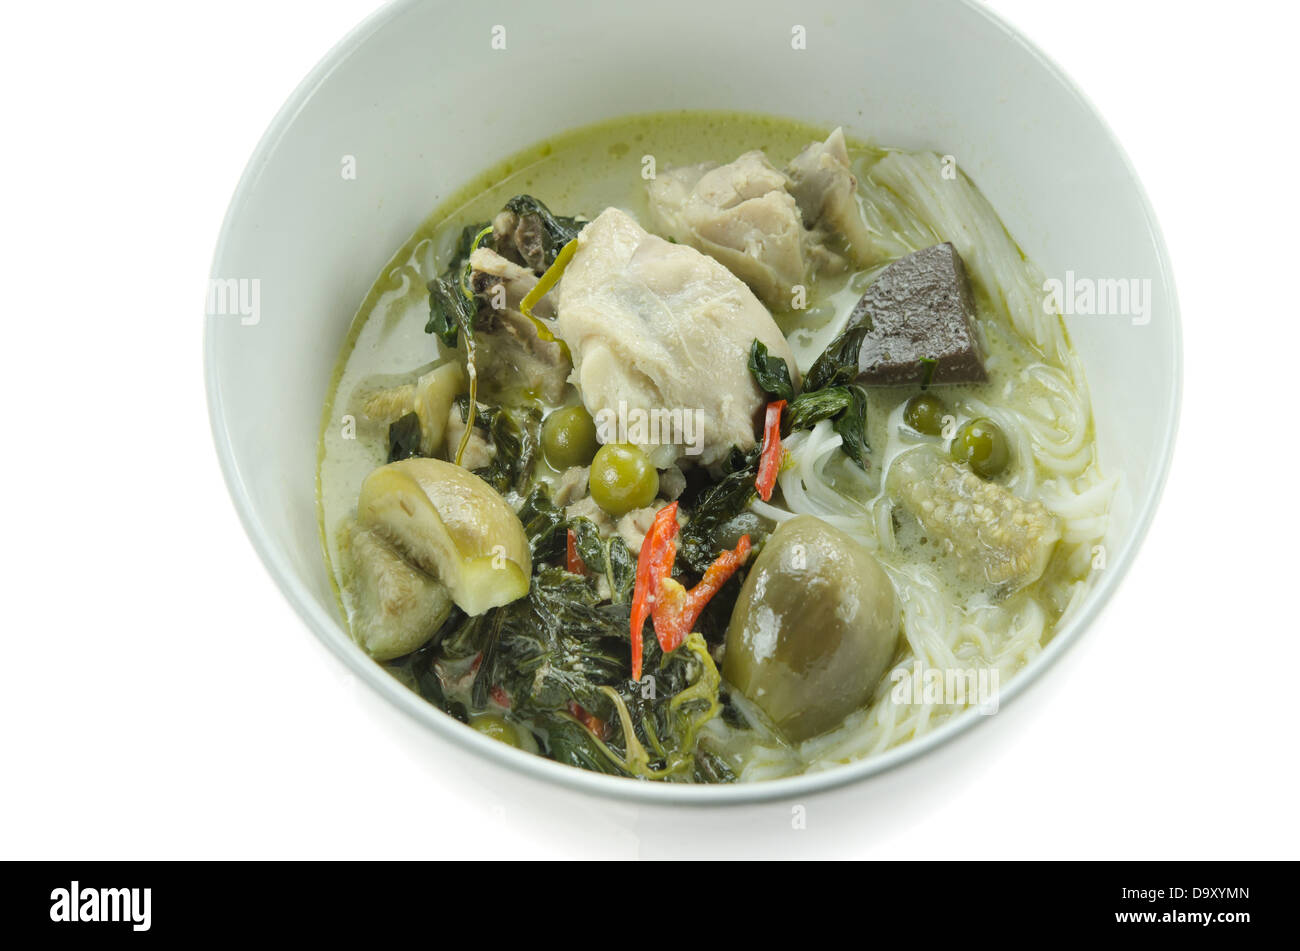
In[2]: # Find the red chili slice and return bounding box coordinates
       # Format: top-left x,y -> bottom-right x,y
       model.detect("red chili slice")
651,535 -> 751,652
629,502 -> 679,681
756,400 -> 786,502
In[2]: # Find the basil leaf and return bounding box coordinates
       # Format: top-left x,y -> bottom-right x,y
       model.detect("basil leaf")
831,384 -> 870,469
747,339 -> 796,402
569,516 -> 608,574
386,411 -> 423,462
605,535 -> 636,604
425,275 -> 478,348
805,323 -> 870,392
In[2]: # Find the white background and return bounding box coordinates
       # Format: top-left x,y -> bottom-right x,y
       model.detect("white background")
2,1 -> 1296,859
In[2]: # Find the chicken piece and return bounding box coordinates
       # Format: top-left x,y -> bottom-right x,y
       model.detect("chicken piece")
468,247 -> 570,402
565,494 -> 616,537
554,208 -> 799,468
492,208 -> 551,273
469,246 -> 553,318
784,127 -> 879,267
887,446 -> 1061,590
445,402 -> 496,471
647,151 -> 808,309
552,465 -> 590,507
658,464 -> 687,501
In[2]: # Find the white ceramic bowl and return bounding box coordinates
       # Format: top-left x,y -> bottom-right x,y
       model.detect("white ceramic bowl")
206,0 -> 1180,809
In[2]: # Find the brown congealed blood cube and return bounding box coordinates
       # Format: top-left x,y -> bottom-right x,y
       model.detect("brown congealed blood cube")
846,242 -> 987,386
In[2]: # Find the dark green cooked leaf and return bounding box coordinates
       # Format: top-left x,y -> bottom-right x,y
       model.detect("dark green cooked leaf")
804,323 -> 869,392
518,486 -> 567,564
831,384 -> 870,469
783,385 -> 870,470
678,447 -> 760,575
747,339 -> 796,402
386,411 -> 424,463
606,535 -> 636,604
425,275 -> 479,349
785,386 -> 853,432
569,517 -> 608,574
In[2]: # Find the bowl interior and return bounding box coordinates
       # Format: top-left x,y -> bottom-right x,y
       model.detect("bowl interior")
206,0 -> 1179,802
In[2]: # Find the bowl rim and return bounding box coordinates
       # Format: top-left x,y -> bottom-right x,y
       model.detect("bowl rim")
204,0 -> 1182,806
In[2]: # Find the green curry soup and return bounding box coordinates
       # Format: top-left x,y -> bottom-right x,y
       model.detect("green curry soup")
317,110 -> 1109,782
